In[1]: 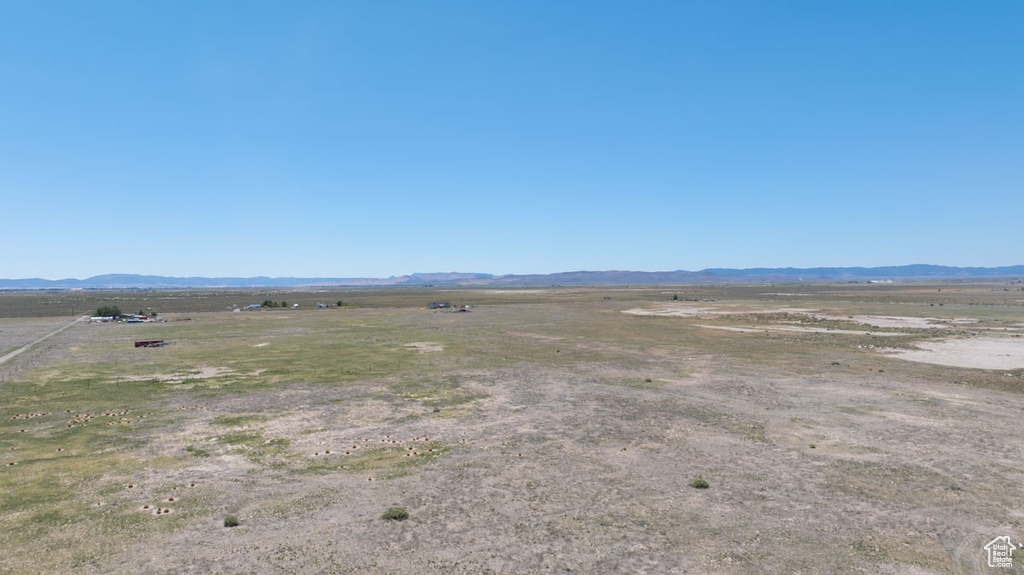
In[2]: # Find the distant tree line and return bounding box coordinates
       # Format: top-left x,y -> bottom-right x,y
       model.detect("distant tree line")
262,300 -> 288,308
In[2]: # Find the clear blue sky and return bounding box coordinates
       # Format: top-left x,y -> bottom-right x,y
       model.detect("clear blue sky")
2,1 -> 1021,279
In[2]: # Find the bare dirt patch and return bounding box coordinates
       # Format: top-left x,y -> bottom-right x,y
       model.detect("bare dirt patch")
821,315 -> 976,329
506,331 -> 565,341
623,303 -> 816,317
117,362 -> 1024,575
695,324 -> 910,336
123,367 -> 265,383
887,336 -> 1024,369
626,305 -> 998,334
403,342 -> 444,353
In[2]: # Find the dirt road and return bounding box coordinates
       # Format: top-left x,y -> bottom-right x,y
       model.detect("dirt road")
0,315 -> 88,366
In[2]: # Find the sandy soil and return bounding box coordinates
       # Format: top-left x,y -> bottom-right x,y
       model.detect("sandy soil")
821,315 -> 976,329
627,302 -> 1024,371
696,324 -> 911,336
625,304 -> 1000,332
623,304 -> 816,317
112,362 -> 1024,575
887,336 -> 1024,369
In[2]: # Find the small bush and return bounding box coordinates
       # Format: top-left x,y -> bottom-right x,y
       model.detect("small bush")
185,445 -> 210,457
382,507 -> 409,521
644,378 -> 652,383
690,475 -> 709,489
224,515 -> 239,527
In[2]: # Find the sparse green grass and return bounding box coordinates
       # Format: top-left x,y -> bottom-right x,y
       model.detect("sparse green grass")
398,384 -> 488,409
213,414 -> 267,426
213,430 -> 291,462
0,302 -> 481,566
740,423 -> 769,442
382,506 -> 409,521
185,445 -> 211,457
317,441 -> 451,478
1,283 -> 1023,572
216,430 -> 263,445
292,434 -> 452,477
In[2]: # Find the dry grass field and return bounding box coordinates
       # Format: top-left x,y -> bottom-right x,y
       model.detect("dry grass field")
1,283 -> 1023,574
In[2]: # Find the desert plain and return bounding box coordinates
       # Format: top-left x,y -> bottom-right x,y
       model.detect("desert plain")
1,282 -> 1023,574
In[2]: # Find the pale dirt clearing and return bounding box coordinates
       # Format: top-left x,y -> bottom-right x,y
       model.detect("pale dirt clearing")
627,305 -> 990,332
887,337 -> 1024,369
403,342 -> 444,353
695,324 -> 911,336
122,367 -> 266,383
821,315 -> 977,329
506,331 -> 565,341
623,304 -> 998,332
623,303 -> 815,317
107,362 -> 1024,575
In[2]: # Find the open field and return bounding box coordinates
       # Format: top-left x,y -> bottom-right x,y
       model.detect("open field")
1,283 -> 1024,573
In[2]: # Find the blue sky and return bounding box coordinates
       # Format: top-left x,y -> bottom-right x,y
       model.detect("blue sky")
1,1 -> 1021,279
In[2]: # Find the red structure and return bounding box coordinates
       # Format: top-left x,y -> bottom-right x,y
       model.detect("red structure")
134,340 -> 164,348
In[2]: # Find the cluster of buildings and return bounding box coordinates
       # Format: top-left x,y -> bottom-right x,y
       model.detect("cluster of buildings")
230,303 -> 301,312
90,313 -> 158,323
428,302 -> 471,312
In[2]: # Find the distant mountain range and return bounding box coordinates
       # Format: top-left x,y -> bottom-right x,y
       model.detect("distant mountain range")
2,265 -> 1023,289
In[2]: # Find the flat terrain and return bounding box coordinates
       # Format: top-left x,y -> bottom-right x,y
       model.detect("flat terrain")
1,283 -> 1024,574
